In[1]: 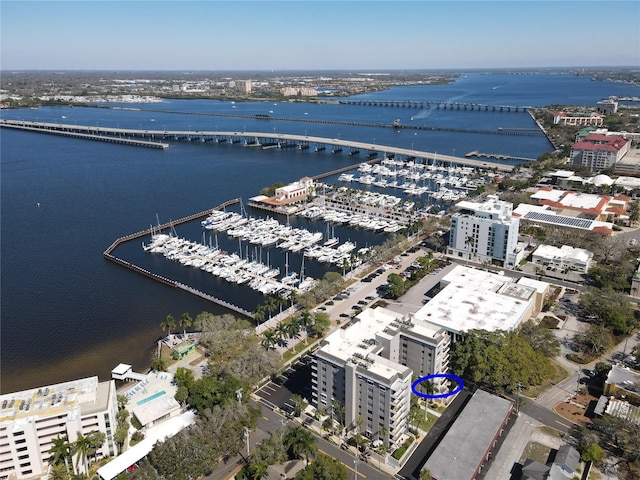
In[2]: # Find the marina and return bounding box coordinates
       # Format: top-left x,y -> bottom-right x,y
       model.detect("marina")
5,71 -> 632,393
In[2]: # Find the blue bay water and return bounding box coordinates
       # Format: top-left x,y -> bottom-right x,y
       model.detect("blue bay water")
2,73 -> 639,393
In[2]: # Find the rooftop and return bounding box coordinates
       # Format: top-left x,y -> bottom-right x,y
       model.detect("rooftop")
423,389 -> 513,480
533,244 -> 593,263
0,376 -> 110,422
413,265 -> 540,335
317,307 -> 412,383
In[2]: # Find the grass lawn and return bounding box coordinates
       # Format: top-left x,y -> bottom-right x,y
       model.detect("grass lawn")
413,413 -> 438,432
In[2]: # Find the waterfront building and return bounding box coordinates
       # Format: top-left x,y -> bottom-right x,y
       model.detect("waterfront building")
234,80 -> 252,94
447,195 -> 520,268
254,177 -> 316,208
421,389 -> 513,480
312,307 -> 448,447
570,133 -> 630,172
0,377 -> 118,479
552,111 -> 603,127
531,244 -> 593,273
413,265 -> 548,341
596,99 -> 619,115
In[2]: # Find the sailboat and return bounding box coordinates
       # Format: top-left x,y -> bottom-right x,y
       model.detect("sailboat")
323,224 -> 339,247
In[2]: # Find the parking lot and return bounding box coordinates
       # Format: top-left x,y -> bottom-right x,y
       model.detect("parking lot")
255,354 -> 315,413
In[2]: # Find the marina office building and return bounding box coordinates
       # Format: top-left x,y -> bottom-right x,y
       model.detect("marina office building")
312,307 -> 449,447
0,377 -> 118,479
447,195 -> 520,269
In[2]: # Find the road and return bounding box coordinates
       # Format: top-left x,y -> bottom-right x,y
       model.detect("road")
206,401 -> 394,480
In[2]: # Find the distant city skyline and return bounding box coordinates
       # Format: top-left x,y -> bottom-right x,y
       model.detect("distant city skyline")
1,1 -> 639,71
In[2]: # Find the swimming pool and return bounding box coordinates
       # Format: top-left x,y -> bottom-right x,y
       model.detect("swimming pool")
137,390 -> 166,406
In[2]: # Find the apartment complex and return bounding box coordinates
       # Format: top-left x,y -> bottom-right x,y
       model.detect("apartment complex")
570,133 -> 630,172
312,307 -> 448,447
0,377 -> 118,479
448,195 -> 520,268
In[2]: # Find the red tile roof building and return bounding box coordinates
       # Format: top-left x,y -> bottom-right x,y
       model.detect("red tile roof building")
570,133 -> 630,172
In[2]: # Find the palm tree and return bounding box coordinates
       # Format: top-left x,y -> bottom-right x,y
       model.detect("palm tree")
464,234 -> 474,265
72,432 -> 91,475
179,312 -> 192,336
87,431 -> 106,466
249,462 -> 269,480
275,293 -> 286,314
48,435 -> 71,477
48,463 -> 69,480
254,304 -> 266,324
297,311 -> 312,345
160,314 -> 176,337
285,321 -> 301,352
265,296 -> 277,319
288,290 -> 298,309
286,426 -> 317,466
275,323 -> 289,349
260,329 -> 277,350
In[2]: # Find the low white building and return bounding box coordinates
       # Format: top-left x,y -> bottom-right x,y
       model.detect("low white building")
413,265 -> 548,340
273,177 -> 315,205
532,244 -> 593,273
0,377 -> 118,479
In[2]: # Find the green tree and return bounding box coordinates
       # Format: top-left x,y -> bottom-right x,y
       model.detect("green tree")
48,462 -> 70,480
179,312 -> 192,336
286,426 -> 317,466
150,358 -> 166,372
265,296 -> 278,319
386,273 -> 406,299
48,435 -> 72,477
629,200 -> 640,225
581,443 -> 605,463
72,432 -> 91,475
253,305 -> 266,324
420,469 -> 433,480
261,329 -> 277,350
87,430 -> 106,465
160,314 -> 176,337
450,329 -> 555,393
293,453 -> 348,480
518,320 -> 561,357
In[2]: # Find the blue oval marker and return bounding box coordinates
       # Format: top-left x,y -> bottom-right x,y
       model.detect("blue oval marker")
411,373 -> 464,399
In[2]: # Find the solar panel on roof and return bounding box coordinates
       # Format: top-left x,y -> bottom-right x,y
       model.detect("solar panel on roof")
523,212 -> 593,229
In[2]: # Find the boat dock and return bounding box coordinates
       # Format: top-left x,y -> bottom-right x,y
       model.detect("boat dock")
103,198 -> 254,319
465,151 -> 536,163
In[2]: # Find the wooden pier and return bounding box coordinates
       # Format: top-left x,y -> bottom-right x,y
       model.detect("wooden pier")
103,198 -> 253,319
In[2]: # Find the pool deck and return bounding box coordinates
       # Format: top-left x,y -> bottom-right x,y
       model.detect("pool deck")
117,370 -> 177,410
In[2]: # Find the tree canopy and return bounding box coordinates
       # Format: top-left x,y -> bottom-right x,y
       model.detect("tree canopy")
293,453 -> 349,480
449,329 -> 555,393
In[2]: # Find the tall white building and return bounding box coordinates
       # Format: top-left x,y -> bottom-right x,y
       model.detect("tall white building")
312,307 -> 449,447
448,195 -> 520,268
0,377 -> 118,479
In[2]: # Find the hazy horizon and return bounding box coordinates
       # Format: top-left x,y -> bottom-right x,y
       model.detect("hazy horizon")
2,1 -> 638,71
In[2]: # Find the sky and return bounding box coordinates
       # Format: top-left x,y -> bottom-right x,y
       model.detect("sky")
1,1 -> 639,71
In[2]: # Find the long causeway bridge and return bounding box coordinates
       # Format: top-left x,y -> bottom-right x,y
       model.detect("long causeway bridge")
1,119 -> 517,171
336,99 -> 533,112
